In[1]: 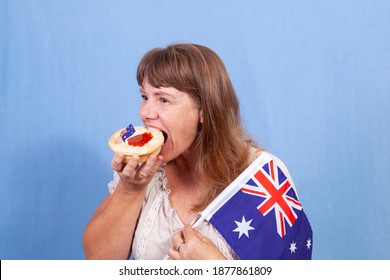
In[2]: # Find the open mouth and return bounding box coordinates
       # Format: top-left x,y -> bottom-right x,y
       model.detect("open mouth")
147,126 -> 168,144
162,131 -> 168,144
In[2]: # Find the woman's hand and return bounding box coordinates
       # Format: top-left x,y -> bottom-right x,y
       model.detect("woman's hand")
168,225 -> 227,260
111,152 -> 164,194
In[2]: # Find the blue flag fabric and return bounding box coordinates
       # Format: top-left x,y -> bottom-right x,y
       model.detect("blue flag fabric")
200,152 -> 313,260
120,123 -> 136,142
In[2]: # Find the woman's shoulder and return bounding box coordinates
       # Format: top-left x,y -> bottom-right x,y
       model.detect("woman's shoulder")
251,148 -> 295,184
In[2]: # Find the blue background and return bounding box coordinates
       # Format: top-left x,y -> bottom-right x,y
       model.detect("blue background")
1,0 -> 389,259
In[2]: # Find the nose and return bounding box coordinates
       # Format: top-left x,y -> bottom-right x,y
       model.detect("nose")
139,101 -> 158,121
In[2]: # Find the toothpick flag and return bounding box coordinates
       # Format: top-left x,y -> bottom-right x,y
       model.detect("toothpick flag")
120,123 -> 135,142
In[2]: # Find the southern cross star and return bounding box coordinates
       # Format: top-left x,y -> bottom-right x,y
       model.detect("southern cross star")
233,216 -> 255,238
289,241 -> 297,253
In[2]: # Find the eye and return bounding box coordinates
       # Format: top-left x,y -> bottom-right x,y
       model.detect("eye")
141,94 -> 148,101
160,97 -> 169,103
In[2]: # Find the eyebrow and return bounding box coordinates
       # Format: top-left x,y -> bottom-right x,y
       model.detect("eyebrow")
139,88 -> 176,98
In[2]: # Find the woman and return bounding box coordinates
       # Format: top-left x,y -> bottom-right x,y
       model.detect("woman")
83,43 -> 297,260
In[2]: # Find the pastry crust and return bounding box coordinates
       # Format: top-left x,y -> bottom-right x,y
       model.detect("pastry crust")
108,126 -> 164,163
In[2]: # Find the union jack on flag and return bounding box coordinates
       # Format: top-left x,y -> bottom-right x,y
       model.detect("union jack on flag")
241,159 -> 303,238
195,152 -> 313,259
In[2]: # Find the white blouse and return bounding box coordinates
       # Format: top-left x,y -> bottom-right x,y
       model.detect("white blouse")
107,150 -> 290,260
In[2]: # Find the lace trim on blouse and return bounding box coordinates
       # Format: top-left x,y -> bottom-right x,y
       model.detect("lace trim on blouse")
134,168 -> 167,260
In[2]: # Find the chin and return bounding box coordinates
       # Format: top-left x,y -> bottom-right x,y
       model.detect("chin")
159,145 -> 170,161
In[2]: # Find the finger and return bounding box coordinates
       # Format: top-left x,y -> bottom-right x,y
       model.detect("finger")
192,227 -> 208,242
138,155 -> 164,179
172,229 -> 185,246
182,224 -> 198,242
167,246 -> 182,260
111,152 -> 125,172
149,155 -> 164,175
121,156 -> 140,176
137,155 -> 158,177
167,230 -> 185,260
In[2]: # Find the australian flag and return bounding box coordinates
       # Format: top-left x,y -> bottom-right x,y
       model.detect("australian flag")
198,152 -> 313,260
120,123 -> 135,142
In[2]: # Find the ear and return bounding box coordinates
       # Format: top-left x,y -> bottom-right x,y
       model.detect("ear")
199,109 -> 203,123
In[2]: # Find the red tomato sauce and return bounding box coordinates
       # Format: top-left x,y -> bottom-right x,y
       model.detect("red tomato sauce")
127,132 -> 153,147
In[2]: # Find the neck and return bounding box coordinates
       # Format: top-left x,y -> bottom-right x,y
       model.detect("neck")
169,150 -> 195,175
166,155 -> 208,206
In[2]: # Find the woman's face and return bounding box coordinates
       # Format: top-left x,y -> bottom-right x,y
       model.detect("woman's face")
139,80 -> 202,163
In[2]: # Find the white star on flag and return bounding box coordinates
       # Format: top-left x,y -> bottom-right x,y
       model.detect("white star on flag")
289,241 -> 297,253
306,238 -> 312,250
233,216 -> 255,239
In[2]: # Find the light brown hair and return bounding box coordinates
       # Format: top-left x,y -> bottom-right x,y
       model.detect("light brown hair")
137,43 -> 261,209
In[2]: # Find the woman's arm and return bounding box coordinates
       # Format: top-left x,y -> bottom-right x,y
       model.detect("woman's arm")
82,182 -> 145,259
83,153 -> 163,259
